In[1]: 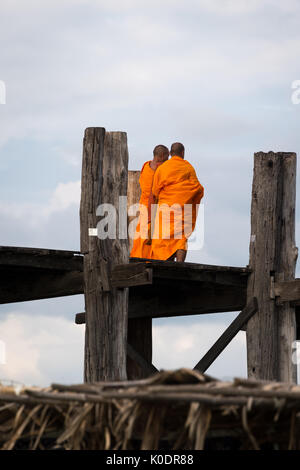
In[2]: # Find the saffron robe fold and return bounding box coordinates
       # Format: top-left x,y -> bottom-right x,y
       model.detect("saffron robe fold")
130,161 -> 154,259
150,156 -> 204,260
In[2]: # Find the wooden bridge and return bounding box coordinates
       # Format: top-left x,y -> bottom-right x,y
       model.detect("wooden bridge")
0,127 -> 299,384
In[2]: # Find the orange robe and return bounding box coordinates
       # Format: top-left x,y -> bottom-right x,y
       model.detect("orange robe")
150,156 -> 204,260
130,161 -> 154,259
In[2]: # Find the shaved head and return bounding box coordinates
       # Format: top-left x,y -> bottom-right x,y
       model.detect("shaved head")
170,142 -> 185,157
153,144 -> 169,162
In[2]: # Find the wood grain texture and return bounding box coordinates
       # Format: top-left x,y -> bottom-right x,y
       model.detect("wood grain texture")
127,171 -> 141,254
274,279 -> 300,302
80,128 -> 129,382
0,246 -> 83,271
127,172 -> 152,379
0,267 -> 83,303
127,343 -> 157,376
246,152 -> 298,382
111,263 -> 153,288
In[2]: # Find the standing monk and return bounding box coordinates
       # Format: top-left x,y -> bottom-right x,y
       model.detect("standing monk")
130,145 -> 169,259
150,142 -> 204,262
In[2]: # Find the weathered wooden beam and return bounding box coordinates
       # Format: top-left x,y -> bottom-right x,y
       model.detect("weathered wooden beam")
80,127 -> 129,382
130,259 -> 250,287
194,297 -> 258,374
246,152 -> 298,383
127,342 -> 157,376
273,279 -> 300,302
0,246 -> 83,271
0,267 -> 83,303
111,263 -> 153,288
126,171 -> 153,379
127,170 -> 141,254
0,268 -> 247,311
75,312 -> 86,324
0,245 -> 250,304
75,281 -> 246,324
128,280 -> 247,319
130,258 -> 251,274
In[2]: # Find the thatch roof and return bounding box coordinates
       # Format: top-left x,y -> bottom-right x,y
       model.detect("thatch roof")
0,368 -> 299,450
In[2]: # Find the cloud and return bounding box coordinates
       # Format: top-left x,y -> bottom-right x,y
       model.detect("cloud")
0,310 -> 246,386
153,316 -> 247,380
49,181 -> 80,212
0,0 -> 299,162
0,180 -> 81,250
0,309 -> 298,387
0,312 -> 85,386
0,180 -> 80,226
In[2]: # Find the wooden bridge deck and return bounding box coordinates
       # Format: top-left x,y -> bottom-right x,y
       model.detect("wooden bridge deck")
0,246 -> 248,316
1,245 -> 299,338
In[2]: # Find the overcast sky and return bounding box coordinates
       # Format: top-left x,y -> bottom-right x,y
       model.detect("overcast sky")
0,0 -> 300,386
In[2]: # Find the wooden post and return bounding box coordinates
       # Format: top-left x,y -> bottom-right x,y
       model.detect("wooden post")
80,127 -> 129,382
246,152 -> 298,382
127,171 -> 153,379
128,171 -> 141,254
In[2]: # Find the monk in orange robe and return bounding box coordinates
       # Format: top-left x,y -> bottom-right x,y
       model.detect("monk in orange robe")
130,145 -> 169,259
149,142 -> 204,262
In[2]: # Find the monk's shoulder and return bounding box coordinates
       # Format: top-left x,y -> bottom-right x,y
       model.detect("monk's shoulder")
183,159 -> 198,175
139,161 -> 154,190
154,158 -> 171,176
140,160 -> 152,174
183,159 -> 194,169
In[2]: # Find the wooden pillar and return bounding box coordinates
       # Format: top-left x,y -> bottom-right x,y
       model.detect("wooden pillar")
246,151 -> 298,382
80,127 -> 129,382
128,170 -> 141,254
127,170 -> 153,379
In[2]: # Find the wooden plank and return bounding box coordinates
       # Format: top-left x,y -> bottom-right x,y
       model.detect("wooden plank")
130,260 -> 249,286
112,268 -> 152,288
246,152 -> 298,383
274,279 -> 300,302
0,246 -> 83,271
80,127 -> 129,382
75,312 -> 86,324
0,245 -> 250,320
126,172 -> 153,379
127,317 -> 153,379
0,259 -> 248,318
128,281 -> 247,319
127,171 -> 141,254
0,245 -> 250,303
130,257 -> 251,273
194,297 -> 258,373
111,264 -> 153,288
0,267 -> 83,303
75,282 -> 246,324
0,246 -> 82,257
127,342 -> 157,376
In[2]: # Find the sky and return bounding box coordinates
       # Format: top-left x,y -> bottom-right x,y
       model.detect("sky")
0,0 -> 300,386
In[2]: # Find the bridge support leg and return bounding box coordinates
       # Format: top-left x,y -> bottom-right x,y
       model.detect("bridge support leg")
127,171 -> 153,379
246,152 -> 298,382
80,127 -> 129,382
